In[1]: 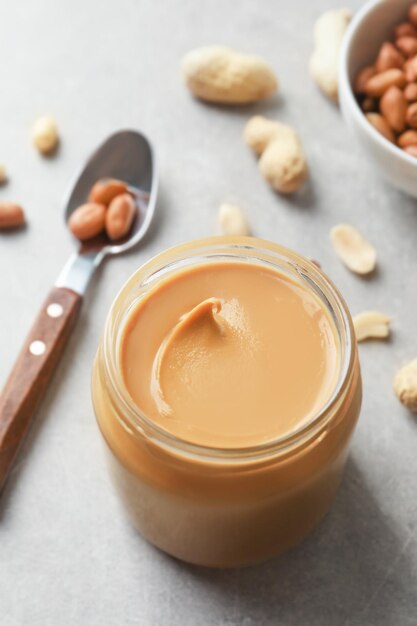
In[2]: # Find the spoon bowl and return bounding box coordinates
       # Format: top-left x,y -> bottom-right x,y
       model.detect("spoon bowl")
64,129 -> 158,257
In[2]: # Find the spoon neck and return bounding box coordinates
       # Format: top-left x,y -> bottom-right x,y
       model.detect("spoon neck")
55,252 -> 100,295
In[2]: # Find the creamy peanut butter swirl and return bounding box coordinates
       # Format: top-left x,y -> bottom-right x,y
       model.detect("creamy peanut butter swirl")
150,297 -> 251,417
120,262 -> 340,448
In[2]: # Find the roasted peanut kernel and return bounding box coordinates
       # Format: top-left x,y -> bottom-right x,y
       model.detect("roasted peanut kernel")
364,69 -> 406,97
68,202 -> 106,241
404,145 -> 417,157
375,42 -> 404,73
105,193 -> 136,240
404,82 -> 417,101
362,97 -> 376,112
88,178 -> 128,206
0,202 -> 25,229
409,3 -> 417,27
404,55 -> 417,81
395,22 -> 417,39
380,86 -> 407,132
396,36 -> 417,57
355,66 -> 376,94
398,129 -> 417,147
366,113 -> 395,143
406,102 -> 417,128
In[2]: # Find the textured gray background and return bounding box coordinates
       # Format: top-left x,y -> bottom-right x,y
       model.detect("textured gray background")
1,0 -> 416,624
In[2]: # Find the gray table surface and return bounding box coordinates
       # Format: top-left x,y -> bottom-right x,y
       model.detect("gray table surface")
1,0 -> 417,624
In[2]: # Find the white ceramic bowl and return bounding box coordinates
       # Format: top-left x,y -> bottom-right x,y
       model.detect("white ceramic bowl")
339,0 -> 417,198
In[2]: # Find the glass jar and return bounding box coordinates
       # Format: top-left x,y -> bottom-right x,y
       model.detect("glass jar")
92,237 -> 362,567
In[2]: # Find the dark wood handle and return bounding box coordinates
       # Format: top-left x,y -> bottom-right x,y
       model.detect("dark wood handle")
0,287 -> 82,491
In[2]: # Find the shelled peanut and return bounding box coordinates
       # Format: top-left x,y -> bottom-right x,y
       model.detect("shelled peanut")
68,178 -> 138,242
0,202 -> 25,230
354,3 -> 417,155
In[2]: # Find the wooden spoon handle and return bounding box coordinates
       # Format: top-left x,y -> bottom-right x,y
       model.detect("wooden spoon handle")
0,287 -> 82,491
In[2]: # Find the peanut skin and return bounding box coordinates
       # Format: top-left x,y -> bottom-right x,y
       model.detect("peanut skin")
395,22 -> 417,38
0,202 -> 25,229
68,202 -> 106,241
406,102 -> 417,128
366,113 -> 395,143
88,178 -> 128,206
396,36 -> 417,57
380,86 -> 407,132
375,42 -> 404,73
409,4 -> 417,27
365,69 -> 406,97
404,82 -> 417,101
398,129 -> 417,147
404,145 -> 417,157
354,66 -> 376,94
105,193 -> 136,240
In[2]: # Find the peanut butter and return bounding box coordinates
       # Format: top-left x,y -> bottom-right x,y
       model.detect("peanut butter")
92,238 -> 362,567
121,262 -> 339,448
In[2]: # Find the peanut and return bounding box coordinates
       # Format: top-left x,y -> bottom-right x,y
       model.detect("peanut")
393,358 -> 417,411
406,101 -> 417,128
396,36 -> 417,57
409,3 -> 417,27
309,9 -> 351,101
353,311 -> 391,342
364,69 -> 406,97
32,116 -> 59,154
0,202 -> 25,229
354,66 -> 376,94
380,86 -> 407,132
404,56 -> 417,82
404,145 -> 417,157
404,82 -> 417,101
398,129 -> 417,147
68,202 -> 106,241
105,193 -> 136,240
395,22 -> 417,39
244,116 -> 308,194
181,46 -> 277,105
218,203 -> 250,236
365,113 -> 395,143
0,164 -> 7,185
375,42 -> 404,73
361,97 -> 376,112
330,224 -> 376,275
88,178 -> 128,206
354,11 -> 417,158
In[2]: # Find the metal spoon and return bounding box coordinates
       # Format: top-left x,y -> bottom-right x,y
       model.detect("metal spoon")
0,129 -> 158,492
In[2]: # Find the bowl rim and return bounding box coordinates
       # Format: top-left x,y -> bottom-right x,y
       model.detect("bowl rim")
339,0 -> 417,168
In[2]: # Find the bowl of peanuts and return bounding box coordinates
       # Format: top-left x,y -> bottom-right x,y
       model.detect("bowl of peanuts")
339,0 -> 417,197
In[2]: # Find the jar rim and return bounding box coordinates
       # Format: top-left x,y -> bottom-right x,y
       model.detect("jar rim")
100,236 -> 356,463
